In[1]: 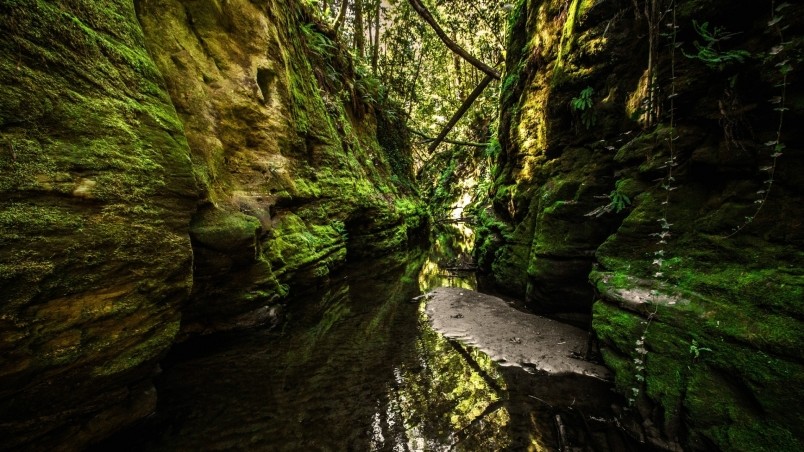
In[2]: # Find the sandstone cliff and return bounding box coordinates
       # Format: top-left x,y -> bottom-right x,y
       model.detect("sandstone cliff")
478,0 -> 803,449
0,0 -> 422,448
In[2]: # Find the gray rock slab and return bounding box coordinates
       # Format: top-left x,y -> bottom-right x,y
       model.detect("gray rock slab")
425,287 -> 611,380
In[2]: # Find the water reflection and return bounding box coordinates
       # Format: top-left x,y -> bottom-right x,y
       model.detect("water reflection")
418,223 -> 477,291
373,302 -> 511,450
97,235 -> 635,451
96,248 -> 516,450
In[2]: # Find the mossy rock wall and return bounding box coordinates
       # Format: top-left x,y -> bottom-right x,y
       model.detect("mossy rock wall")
483,0 -> 804,449
135,0 -> 425,333
0,0 -> 197,448
1,0 -> 423,448
477,0 -> 630,313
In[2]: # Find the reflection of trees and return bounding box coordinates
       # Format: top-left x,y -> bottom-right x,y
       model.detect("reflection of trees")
418,224 -> 477,291
103,244 -> 632,451
371,310 -> 514,451
447,339 -> 504,394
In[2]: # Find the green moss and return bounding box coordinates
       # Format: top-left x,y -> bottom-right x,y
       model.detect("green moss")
685,365 -> 802,451
191,208 -> 261,252
265,212 -> 347,277
92,318 -> 180,377
593,279 -> 804,450
0,203 -> 85,236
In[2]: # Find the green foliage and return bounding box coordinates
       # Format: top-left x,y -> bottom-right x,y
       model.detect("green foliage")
610,189 -> 631,213
484,137 -> 501,160
570,86 -> 594,111
585,179 -> 632,217
300,22 -> 334,56
353,59 -> 383,105
570,86 -> 596,129
682,20 -> 751,70
430,156 -> 458,212
471,206 -> 511,272
689,339 -> 712,360
376,98 -> 416,191
372,0 -> 507,164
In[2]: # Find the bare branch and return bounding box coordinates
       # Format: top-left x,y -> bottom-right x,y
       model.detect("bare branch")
408,129 -> 488,148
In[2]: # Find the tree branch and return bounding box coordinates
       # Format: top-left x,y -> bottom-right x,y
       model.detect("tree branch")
427,73 -> 495,153
408,129 -> 488,148
406,0 -> 500,80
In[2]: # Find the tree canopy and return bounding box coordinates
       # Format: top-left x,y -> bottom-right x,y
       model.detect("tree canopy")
311,0 -> 509,165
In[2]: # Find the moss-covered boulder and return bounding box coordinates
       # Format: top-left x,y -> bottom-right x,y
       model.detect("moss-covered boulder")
483,0 -> 804,449
0,0 -> 197,448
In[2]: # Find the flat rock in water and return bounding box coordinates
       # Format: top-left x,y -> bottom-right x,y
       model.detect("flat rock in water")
425,287 -> 610,380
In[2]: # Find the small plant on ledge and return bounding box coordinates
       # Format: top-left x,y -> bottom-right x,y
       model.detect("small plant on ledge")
570,86 -> 597,129
585,180 -> 632,217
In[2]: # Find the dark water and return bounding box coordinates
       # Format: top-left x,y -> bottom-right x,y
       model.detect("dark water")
97,225 -> 637,451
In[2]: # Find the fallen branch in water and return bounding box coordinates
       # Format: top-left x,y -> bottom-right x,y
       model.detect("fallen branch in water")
555,414 -> 568,451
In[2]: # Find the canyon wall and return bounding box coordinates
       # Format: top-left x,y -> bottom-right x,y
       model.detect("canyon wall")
478,0 -> 803,449
0,0 -> 421,448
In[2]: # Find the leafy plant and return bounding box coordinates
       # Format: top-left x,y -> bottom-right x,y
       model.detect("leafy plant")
611,189 -> 631,213
570,86 -> 596,129
300,23 -> 334,56
682,20 -> 751,70
570,86 -> 594,110
689,340 -> 712,360
585,180 -> 632,217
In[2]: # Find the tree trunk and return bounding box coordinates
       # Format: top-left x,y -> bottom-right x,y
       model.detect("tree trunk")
427,73 -> 495,153
406,0 -> 500,79
334,0 -> 349,32
371,0 -> 381,74
354,0 -> 365,58
405,47 -> 425,117
453,51 -> 463,100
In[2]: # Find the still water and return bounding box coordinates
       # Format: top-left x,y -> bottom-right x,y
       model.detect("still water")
98,224 -> 635,451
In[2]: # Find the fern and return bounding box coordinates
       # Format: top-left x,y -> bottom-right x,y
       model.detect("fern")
682,20 -> 751,70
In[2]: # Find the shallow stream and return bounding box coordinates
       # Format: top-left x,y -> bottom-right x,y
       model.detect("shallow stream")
98,224 -> 638,451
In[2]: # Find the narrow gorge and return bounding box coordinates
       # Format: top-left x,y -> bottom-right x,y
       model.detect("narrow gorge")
1,0 -> 801,451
